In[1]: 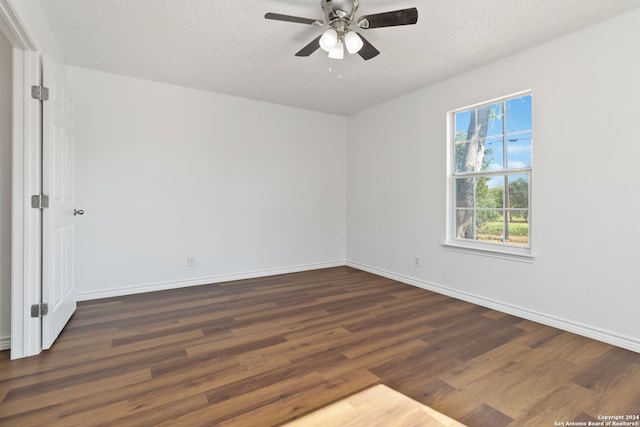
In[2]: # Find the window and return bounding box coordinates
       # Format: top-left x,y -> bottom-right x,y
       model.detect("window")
448,92 -> 532,255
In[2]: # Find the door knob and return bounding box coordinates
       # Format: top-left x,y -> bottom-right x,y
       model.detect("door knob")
74,209 -> 85,216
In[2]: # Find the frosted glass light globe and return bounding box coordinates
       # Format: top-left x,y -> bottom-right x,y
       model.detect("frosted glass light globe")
344,31 -> 363,54
319,29 -> 338,52
328,40 -> 344,59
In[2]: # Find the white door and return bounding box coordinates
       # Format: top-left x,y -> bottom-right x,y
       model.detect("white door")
41,55 -> 77,349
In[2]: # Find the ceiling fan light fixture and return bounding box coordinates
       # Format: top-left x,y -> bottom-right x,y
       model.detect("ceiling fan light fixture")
265,1 -> 419,61
344,31 -> 363,54
319,28 -> 338,52
328,39 -> 344,59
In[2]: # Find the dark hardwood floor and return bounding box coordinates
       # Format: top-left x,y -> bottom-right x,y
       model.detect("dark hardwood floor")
1,267 -> 639,426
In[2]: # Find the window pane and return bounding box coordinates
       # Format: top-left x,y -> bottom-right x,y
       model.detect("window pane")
507,174 -> 529,209
477,176 -> 503,209
454,139 -> 482,173
476,210 -> 504,243
455,110 -> 471,137
463,107 -> 489,138
455,178 -> 475,208
507,132 -> 531,169
454,140 -> 467,173
456,209 -> 474,239
484,136 -> 504,171
486,102 -> 504,137
455,136 -> 499,173
506,95 -> 532,133
507,211 -> 529,246
455,105 -> 496,173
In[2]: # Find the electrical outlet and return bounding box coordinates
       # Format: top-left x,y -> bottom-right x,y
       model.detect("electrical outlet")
187,256 -> 196,267
414,256 -> 421,267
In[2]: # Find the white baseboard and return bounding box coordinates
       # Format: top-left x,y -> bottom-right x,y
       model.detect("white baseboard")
0,335 -> 10,351
347,260 -> 640,354
77,261 -> 347,301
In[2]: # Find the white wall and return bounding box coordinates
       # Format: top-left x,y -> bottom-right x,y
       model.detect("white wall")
68,67 -> 346,299
0,31 -> 12,348
347,9 -> 640,351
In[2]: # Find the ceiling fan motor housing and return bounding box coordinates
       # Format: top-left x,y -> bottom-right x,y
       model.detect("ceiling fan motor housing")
323,0 -> 359,26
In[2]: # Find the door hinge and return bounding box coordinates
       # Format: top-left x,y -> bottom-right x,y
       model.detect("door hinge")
31,85 -> 49,101
31,303 -> 49,318
31,194 -> 49,209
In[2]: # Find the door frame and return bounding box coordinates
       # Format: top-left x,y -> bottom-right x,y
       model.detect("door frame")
0,0 -> 43,359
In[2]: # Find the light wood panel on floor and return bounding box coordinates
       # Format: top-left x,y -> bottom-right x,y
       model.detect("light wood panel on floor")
282,384 -> 467,427
1,267 -> 638,426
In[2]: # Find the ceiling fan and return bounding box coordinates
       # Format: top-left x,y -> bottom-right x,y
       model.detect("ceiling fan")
265,0 -> 418,60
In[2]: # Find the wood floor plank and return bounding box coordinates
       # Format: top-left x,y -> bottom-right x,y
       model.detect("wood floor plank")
581,360 -> 640,416
441,343 -> 531,387
1,267 -> 639,426
458,404 -> 513,427
44,357 -> 242,423
236,327 -> 353,365
508,383 -> 595,427
0,368 -> 152,419
572,346 -> 640,391
94,394 -> 210,427
283,384 -> 467,427
192,371 -> 329,425
218,370 -> 381,427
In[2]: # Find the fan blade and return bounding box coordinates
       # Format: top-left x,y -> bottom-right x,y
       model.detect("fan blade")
265,12 -> 322,25
295,35 -> 322,57
356,34 -> 380,60
358,7 -> 418,29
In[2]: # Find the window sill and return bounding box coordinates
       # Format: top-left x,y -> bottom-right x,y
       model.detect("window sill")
442,242 -> 534,263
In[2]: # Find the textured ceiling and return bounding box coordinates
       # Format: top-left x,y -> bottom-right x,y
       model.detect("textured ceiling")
40,0 -> 640,116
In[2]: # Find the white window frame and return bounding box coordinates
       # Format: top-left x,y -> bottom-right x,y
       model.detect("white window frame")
444,90 -> 533,262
